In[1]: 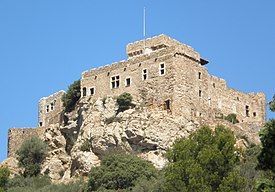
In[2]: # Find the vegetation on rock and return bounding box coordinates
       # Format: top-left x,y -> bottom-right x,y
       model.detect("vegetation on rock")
116,92 -> 132,113
164,126 -> 246,192
0,167 -> 10,192
62,79 -> 81,112
224,113 -> 239,124
87,154 -> 158,191
16,137 -> 47,177
269,95 -> 275,112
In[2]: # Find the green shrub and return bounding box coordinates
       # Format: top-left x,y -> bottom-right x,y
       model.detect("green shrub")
0,167 -> 10,191
80,139 -> 91,152
7,175 -> 51,192
7,176 -> 86,192
164,126 -> 246,192
224,113 -> 239,124
62,80 -> 81,112
117,92 -> 132,113
88,154 -> 158,191
104,116 -> 122,125
16,137 -> 48,177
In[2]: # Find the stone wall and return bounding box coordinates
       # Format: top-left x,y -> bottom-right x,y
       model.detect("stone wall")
7,127 -> 44,157
38,90 -> 65,128
81,34 -> 266,127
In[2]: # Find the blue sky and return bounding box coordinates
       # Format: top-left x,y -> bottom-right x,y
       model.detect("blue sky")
0,0 -> 274,162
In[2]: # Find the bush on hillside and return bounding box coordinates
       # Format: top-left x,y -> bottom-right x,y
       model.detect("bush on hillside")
116,92 -> 132,113
224,113 -> 239,124
16,137 -> 47,177
87,154 -> 158,191
62,80 -> 81,112
164,125 -> 247,192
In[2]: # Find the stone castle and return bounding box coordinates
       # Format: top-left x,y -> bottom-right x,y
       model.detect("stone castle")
7,34 -> 266,158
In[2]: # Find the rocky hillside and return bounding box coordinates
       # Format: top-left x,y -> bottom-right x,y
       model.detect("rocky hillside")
1,96 -> 260,182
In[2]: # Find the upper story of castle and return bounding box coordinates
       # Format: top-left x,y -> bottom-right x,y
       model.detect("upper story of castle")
37,34 -> 266,128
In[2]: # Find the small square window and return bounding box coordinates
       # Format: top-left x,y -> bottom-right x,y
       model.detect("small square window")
159,63 -> 165,76
90,87 -> 95,96
125,78 -> 131,87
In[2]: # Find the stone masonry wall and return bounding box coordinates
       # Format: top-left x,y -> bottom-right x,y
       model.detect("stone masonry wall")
38,90 -> 65,128
81,34 -> 266,127
7,127 -> 44,158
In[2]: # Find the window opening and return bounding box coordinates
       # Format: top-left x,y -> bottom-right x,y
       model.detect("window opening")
199,90 -> 202,97
107,72 -> 110,76
245,105 -> 249,117
159,63 -> 165,75
39,122 -> 43,127
83,87 -> 87,96
198,72 -> 201,79
253,112 -> 256,117
90,87 -> 95,96
124,68 -> 127,71
94,76 -> 97,80
111,75 -> 120,89
142,69 -> 148,80
46,105 -> 49,113
164,99 -> 171,112
213,83 -> 216,88
125,78 -> 131,87
50,102 -> 54,111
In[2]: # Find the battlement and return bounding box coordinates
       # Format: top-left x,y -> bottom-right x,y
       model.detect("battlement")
126,34 -> 199,58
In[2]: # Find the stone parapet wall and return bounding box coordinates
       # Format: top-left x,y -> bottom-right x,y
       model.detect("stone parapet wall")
7,127 -> 44,157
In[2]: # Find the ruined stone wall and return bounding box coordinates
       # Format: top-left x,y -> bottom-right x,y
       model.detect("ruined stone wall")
38,91 -> 65,128
7,127 -> 45,157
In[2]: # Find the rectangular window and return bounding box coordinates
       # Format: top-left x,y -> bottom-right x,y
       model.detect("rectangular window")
198,72 -> 201,79
90,87 -> 95,96
125,78 -> 131,87
159,63 -> 165,76
111,75 -> 120,89
142,69 -> 148,80
82,87 -> 87,96
164,99 -> 171,111
199,90 -> 202,97
245,105 -> 249,117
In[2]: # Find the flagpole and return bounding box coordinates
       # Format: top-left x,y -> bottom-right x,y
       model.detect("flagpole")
143,7 -> 146,51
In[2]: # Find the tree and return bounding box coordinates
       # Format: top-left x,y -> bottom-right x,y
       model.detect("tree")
116,92 -> 132,113
87,154 -> 158,191
257,119 -> 275,173
269,94 -> 275,112
16,137 -> 48,177
0,167 -> 10,191
62,79 -> 81,112
164,126 -> 247,192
